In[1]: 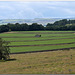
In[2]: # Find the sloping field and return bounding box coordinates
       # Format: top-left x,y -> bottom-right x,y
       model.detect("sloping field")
0,31 -> 75,53
0,49 -> 75,74
0,31 -> 75,74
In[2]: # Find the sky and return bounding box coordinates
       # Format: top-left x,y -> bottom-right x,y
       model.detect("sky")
0,1 -> 75,19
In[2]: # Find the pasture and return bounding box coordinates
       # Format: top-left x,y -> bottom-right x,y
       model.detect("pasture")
0,31 -> 75,74
0,31 -> 75,53
0,50 -> 75,74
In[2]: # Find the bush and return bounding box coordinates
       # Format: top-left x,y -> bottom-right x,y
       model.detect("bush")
0,38 -> 10,60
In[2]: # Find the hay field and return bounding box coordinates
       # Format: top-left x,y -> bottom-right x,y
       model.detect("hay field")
0,31 -> 75,74
0,31 -> 75,53
0,49 -> 75,74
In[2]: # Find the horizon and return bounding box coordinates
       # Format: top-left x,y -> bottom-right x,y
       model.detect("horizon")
0,17 -> 75,20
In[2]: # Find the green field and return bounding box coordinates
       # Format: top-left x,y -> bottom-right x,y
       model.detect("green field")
0,31 -> 75,53
1,35 -> 75,41
0,31 -> 75,74
9,39 -> 75,46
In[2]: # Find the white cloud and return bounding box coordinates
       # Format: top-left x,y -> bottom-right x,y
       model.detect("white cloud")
0,1 -> 75,19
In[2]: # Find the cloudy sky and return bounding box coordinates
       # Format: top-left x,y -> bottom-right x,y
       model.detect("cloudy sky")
0,1 -> 75,19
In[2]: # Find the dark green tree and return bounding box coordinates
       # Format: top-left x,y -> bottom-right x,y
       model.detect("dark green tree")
20,23 -> 29,31
0,38 -> 10,60
29,23 -> 44,31
0,25 -> 9,33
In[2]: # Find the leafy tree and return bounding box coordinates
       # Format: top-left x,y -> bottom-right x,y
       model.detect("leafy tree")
29,23 -> 44,31
0,25 -> 9,33
0,38 -> 10,60
20,23 -> 29,31
54,19 -> 67,26
7,23 -> 15,31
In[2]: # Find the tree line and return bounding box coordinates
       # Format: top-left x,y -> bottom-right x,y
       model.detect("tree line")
0,19 -> 75,33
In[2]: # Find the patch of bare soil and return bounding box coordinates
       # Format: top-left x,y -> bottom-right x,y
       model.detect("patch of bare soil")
3,32 -> 17,34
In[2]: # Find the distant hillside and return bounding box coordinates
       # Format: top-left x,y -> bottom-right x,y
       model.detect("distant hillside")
0,18 -> 75,26
0,18 -> 62,26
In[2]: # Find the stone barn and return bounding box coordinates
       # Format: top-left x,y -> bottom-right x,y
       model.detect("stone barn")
35,34 -> 41,37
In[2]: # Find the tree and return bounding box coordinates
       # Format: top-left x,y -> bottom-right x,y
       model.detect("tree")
29,23 -> 44,31
54,19 -> 67,26
20,23 -> 29,31
0,38 -> 10,60
0,25 -> 9,33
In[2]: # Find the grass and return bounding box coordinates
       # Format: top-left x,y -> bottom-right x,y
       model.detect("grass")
1,35 -> 75,41
0,49 -> 75,74
0,31 -> 75,37
0,31 -> 75,53
10,43 -> 75,53
0,31 -> 75,74
0,33 -> 35,37
9,38 -> 75,46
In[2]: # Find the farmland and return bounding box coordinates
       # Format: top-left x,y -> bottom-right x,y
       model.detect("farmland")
0,31 -> 75,53
0,49 -> 75,74
0,31 -> 75,74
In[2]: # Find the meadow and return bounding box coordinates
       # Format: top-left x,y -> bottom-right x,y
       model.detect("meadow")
0,49 -> 75,74
0,31 -> 75,53
0,31 -> 75,74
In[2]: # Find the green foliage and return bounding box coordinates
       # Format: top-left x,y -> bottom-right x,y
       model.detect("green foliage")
46,19 -> 75,31
9,29 -> 11,32
29,23 -> 44,31
0,25 -> 9,33
1,19 -> 75,32
0,38 -> 10,60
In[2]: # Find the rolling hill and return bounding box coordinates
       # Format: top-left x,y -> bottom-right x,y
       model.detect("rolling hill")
0,18 -> 75,26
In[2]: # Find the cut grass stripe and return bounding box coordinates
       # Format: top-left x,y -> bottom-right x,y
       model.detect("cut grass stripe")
9,38 -> 75,46
0,33 -> 75,37
2,36 -> 75,41
9,42 -> 75,47
10,43 -> 75,53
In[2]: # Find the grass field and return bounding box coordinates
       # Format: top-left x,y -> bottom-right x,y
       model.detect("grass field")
9,39 -> 75,46
0,31 -> 75,53
1,35 -> 75,41
0,31 -> 75,74
0,49 -> 75,74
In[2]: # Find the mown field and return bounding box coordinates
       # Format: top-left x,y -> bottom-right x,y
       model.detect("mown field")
0,31 -> 75,74
0,31 -> 75,53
